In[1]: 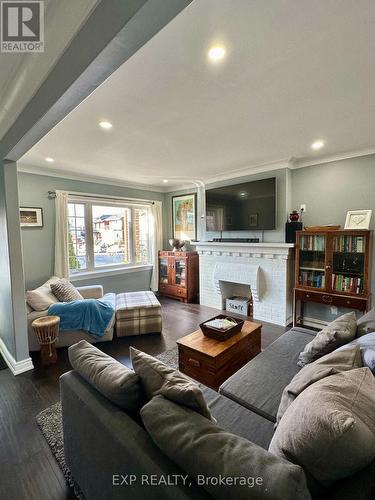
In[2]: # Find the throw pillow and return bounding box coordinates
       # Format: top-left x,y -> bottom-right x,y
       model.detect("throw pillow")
269,368 -> 375,484
130,347 -> 212,420
50,278 -> 83,302
26,276 -> 60,311
276,345 -> 362,427
335,331 -> 375,375
69,340 -> 145,416
141,395 -> 310,500
298,311 -> 357,367
357,308 -> 375,337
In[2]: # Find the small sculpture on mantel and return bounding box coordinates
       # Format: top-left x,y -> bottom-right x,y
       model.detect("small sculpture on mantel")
169,238 -> 186,252
289,210 -> 300,222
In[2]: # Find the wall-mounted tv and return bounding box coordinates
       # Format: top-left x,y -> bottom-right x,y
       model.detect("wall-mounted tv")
206,177 -> 276,231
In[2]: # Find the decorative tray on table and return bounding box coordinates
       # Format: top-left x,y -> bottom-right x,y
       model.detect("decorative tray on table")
200,314 -> 244,341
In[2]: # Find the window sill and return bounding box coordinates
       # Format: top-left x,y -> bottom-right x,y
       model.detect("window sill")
70,264 -> 153,282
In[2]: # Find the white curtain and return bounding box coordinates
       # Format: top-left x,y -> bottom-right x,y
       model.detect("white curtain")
54,191 -> 69,278
150,200 -> 163,291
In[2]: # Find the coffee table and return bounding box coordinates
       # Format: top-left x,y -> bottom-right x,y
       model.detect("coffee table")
176,320 -> 261,390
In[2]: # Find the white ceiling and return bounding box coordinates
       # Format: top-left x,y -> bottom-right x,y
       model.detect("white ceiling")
19,0 -> 375,190
0,0 -> 99,139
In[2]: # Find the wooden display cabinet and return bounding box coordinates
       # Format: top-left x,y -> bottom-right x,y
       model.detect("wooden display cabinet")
293,230 -> 372,326
159,251 -> 199,303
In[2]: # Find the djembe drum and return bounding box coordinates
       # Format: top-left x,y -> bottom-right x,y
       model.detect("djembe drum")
32,316 -> 60,366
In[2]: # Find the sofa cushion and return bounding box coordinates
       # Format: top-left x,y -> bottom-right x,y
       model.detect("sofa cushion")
141,395 -> 311,500
130,347 -> 212,420
298,312 -> 357,367
336,331 -> 375,374
26,276 -> 60,311
276,345 -> 362,426
219,328 -> 316,422
200,385 -> 275,449
357,308 -> 375,337
269,368 -> 375,485
51,278 -> 83,302
69,340 -> 145,416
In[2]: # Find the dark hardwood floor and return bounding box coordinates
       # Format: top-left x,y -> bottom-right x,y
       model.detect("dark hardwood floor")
0,298 -> 288,500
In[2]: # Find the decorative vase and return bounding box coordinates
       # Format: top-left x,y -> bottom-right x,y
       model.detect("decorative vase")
169,238 -> 186,251
289,210 -> 300,222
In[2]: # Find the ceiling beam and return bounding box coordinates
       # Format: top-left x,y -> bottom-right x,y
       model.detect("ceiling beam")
0,0 -> 192,160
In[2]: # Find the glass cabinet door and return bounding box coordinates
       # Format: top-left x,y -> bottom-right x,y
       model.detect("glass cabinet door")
298,234 -> 326,289
331,235 -> 365,295
159,258 -> 169,285
173,259 -> 187,287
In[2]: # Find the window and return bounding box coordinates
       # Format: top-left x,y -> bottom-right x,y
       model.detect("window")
68,198 -> 151,275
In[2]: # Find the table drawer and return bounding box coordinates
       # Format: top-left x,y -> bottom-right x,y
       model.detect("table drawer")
160,284 -> 187,298
178,346 -> 216,371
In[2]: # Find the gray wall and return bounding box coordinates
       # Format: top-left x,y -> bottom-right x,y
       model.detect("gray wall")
163,168 -> 290,249
0,163 -> 29,361
292,154 -> 375,321
18,171 -> 165,292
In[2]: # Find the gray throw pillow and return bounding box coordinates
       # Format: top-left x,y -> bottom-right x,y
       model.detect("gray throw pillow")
269,368 -> 375,485
276,345 -> 362,427
51,278 -> 83,302
357,308 -> 375,337
69,340 -> 145,415
141,395 -> 310,500
336,332 -> 375,375
130,347 -> 212,420
298,311 -> 357,367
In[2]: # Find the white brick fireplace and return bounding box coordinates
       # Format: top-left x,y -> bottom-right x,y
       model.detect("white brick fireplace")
193,242 -> 295,326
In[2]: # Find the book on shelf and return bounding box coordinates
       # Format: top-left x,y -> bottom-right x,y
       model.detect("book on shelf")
300,235 -> 325,251
299,271 -> 325,288
331,274 -> 363,294
333,235 -> 364,253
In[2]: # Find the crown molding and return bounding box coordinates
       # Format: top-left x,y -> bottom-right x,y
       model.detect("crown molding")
292,146 -> 375,169
17,164 -> 167,193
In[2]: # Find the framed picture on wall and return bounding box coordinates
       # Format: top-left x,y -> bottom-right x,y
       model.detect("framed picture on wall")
172,193 -> 197,241
19,207 -> 44,228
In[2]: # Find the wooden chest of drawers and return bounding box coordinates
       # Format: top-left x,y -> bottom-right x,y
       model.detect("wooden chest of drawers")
176,321 -> 262,390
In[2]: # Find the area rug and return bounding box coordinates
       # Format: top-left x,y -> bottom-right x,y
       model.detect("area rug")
0,353 -> 8,370
36,347 -> 178,498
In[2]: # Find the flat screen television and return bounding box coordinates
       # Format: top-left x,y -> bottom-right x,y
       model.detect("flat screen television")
206,177 -> 276,231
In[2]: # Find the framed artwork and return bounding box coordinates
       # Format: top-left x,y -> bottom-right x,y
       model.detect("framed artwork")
344,210 -> 372,230
172,193 -> 197,241
20,207 -> 44,228
249,213 -> 259,227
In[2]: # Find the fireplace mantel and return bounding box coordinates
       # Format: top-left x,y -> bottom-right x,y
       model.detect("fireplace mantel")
191,241 -> 295,326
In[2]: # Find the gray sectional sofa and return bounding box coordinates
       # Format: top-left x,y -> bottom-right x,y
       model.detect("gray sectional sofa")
60,326 -> 375,499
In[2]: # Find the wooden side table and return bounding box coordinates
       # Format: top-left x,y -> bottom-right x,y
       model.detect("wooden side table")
177,320 -> 262,390
32,316 -> 60,366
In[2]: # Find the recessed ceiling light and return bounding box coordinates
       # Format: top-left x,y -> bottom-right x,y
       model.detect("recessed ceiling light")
99,121 -> 113,130
240,192 -> 246,196
45,157 -> 55,163
311,140 -> 325,151
208,45 -> 226,62
163,179 -> 169,184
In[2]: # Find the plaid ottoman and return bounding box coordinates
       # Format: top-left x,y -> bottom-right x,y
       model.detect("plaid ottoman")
115,291 -> 162,337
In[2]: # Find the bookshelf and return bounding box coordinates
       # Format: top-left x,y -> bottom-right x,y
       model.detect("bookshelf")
293,230 -> 372,327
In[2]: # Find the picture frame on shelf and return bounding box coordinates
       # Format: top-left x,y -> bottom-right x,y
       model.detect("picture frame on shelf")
248,213 -> 258,227
172,193 -> 197,241
344,210 -> 372,230
19,207 -> 44,228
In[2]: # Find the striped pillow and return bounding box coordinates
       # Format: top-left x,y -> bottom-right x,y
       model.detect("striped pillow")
50,279 -> 83,302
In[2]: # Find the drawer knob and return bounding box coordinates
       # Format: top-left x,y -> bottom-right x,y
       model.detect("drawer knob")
347,300 -> 351,305
322,295 -> 333,304
188,358 -> 200,368
306,294 -> 310,298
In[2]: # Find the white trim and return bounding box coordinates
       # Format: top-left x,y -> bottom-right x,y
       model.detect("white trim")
70,264 -> 153,282
290,147 -> 375,170
66,190 -> 155,206
0,337 -> 34,375
17,164 -> 167,192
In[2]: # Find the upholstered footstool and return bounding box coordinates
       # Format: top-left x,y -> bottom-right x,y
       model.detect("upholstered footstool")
115,291 -> 162,337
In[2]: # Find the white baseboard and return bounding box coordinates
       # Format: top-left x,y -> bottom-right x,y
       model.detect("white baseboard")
0,337 -> 34,375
